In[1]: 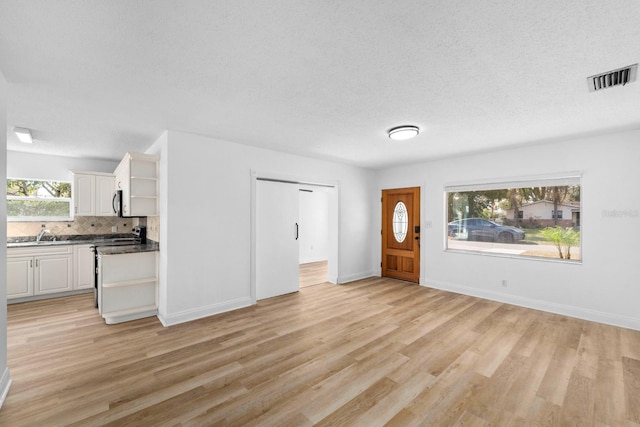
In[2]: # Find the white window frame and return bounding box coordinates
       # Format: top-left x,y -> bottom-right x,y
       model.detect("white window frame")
7,179 -> 73,222
444,173 -> 582,264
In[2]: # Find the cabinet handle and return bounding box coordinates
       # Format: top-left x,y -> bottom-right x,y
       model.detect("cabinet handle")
30,260 -> 33,268
35,259 -> 39,267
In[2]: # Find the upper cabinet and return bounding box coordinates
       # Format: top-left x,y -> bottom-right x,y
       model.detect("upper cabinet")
72,172 -> 115,217
114,152 -> 159,217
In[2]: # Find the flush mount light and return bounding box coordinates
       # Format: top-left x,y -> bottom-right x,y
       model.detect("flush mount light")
14,127 -> 33,144
388,125 -> 419,141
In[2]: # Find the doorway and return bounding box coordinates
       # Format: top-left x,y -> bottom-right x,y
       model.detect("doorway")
381,187 -> 420,283
252,173 -> 338,302
298,187 -> 329,288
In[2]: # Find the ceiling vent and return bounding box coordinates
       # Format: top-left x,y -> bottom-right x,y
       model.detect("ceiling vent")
588,64 -> 637,92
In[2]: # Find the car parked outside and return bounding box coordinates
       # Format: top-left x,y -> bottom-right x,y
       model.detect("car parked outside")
448,218 -> 525,243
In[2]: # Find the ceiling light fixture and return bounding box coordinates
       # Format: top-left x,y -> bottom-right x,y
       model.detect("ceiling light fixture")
14,127 -> 34,144
388,125 -> 419,141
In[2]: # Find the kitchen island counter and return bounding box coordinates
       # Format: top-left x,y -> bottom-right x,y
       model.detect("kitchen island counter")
96,241 -> 159,255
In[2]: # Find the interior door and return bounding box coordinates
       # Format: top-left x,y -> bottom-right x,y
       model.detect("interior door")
256,179 -> 300,300
382,187 -> 420,283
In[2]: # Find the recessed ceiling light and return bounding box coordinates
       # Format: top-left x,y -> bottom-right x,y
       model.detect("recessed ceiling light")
14,127 -> 34,144
388,125 -> 419,141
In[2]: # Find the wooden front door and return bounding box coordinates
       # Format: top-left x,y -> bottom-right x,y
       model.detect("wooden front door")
382,187 -> 420,283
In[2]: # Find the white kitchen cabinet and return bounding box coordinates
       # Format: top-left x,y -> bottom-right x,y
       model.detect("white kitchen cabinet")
73,173 -> 95,216
74,244 -> 95,290
7,246 -> 74,299
34,255 -> 74,295
7,256 -> 34,298
72,171 -> 115,217
96,175 -> 116,216
98,250 -> 158,324
114,152 -> 158,217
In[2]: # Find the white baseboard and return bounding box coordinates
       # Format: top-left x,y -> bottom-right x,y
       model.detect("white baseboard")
157,297 -> 252,327
0,367 -> 11,409
426,280 -> 640,331
8,288 -> 92,305
337,271 -> 377,285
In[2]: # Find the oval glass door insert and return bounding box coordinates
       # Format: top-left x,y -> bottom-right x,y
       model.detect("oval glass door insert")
393,201 -> 408,243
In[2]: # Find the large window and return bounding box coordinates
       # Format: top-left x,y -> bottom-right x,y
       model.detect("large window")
446,175 -> 581,262
7,178 -> 72,221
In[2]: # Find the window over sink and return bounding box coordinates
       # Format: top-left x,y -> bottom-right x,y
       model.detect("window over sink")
7,178 -> 73,221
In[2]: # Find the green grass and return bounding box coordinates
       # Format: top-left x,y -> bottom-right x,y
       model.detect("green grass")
521,227 -> 581,246
521,228 -> 547,243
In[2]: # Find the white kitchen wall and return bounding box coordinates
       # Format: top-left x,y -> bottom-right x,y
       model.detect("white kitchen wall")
7,151 -> 118,181
0,71 -> 10,408
299,189 -> 329,264
375,129 -> 640,330
6,151 -> 130,238
147,130 -> 375,326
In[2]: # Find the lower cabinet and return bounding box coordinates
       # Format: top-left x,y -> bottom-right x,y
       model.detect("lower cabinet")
7,246 -> 74,299
7,257 -> 34,298
34,254 -> 74,294
98,250 -> 158,324
74,244 -> 95,290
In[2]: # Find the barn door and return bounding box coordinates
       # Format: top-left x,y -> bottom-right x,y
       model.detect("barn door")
381,187 -> 420,283
256,179 -> 300,300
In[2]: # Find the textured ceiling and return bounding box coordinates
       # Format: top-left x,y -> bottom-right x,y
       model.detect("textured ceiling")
1,1 -> 639,168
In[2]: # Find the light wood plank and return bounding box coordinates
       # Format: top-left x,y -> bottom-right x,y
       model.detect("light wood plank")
300,260 -> 328,288
0,277 -> 639,426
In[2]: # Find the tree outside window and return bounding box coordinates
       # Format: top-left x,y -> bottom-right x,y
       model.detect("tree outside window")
7,179 -> 72,220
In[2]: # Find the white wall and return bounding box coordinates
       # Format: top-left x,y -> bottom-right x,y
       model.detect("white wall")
375,129 -> 640,330
7,151 -> 119,181
299,189 -> 329,264
0,71 -> 11,408
149,130 -> 375,326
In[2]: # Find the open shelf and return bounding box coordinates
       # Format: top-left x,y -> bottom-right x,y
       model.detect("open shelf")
102,304 -> 158,318
102,277 -> 157,288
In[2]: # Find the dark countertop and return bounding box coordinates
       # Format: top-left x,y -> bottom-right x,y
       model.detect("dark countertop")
96,241 -> 160,255
7,234 -> 157,250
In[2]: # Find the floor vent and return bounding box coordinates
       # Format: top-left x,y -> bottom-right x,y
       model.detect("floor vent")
588,64 -> 637,92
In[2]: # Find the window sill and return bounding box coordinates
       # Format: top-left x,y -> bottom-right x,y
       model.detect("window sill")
7,217 -> 74,222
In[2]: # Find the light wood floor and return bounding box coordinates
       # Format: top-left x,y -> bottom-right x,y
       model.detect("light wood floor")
300,260 -> 328,288
2,278 -> 640,426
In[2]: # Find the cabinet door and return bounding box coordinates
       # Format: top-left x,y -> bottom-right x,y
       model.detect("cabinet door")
95,175 -> 116,216
75,245 -> 95,290
115,160 -> 131,216
74,174 -> 95,216
7,257 -> 34,299
35,255 -> 73,295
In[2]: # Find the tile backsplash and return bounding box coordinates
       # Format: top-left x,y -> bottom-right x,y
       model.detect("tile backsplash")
146,216 -> 159,242
7,216 -> 146,238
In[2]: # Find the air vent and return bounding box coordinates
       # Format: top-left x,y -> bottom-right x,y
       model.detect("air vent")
588,64 -> 637,92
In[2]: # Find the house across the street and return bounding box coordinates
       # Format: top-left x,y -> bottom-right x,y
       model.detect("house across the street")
505,200 -> 580,228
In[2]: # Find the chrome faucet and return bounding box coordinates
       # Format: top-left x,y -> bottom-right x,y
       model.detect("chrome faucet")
36,229 -> 50,242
